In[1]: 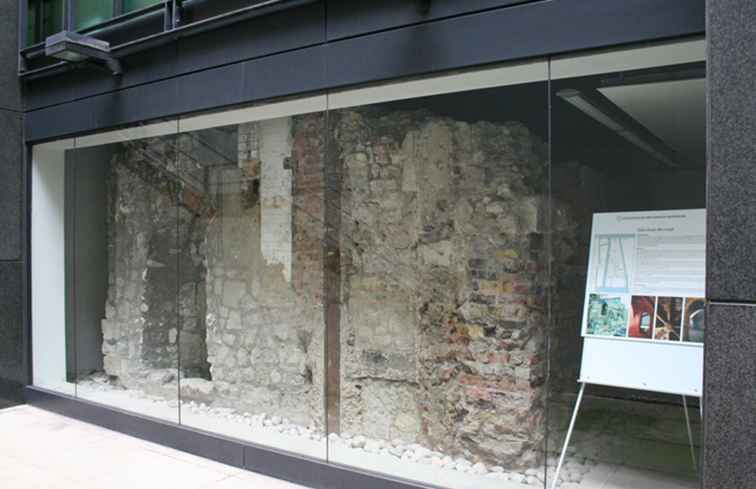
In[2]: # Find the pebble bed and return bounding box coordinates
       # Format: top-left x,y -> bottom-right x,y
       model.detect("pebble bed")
78,377 -> 596,487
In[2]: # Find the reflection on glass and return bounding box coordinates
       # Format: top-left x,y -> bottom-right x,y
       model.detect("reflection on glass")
69,134 -> 180,422
547,46 -> 705,488
174,115 -> 327,459
326,80 -> 550,488
124,0 -> 160,13
75,0 -> 114,29
27,0 -> 64,45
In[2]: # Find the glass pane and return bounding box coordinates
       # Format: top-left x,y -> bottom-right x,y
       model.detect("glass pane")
75,0 -> 114,30
124,0 -> 160,13
326,65 -> 550,488
27,0 -> 63,45
547,40 -> 705,489
175,103 -> 328,459
69,122 -> 181,423
32,140 -> 76,396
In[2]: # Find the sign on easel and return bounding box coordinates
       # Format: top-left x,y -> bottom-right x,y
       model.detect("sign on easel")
578,209 -> 705,396
552,209 -> 706,489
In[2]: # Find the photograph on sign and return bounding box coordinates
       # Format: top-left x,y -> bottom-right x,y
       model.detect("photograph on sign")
628,296 -> 654,339
586,293 -> 629,337
683,297 -> 705,343
654,297 -> 684,341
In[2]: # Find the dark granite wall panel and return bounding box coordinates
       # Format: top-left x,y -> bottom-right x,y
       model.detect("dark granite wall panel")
0,110 -> 22,261
0,262 -> 25,397
705,303 -> 756,488
0,0 -> 25,409
705,1 -> 756,488
0,0 -> 20,111
707,0 -> 756,302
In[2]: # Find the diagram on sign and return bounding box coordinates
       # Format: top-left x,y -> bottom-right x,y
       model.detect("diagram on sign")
591,234 -> 635,293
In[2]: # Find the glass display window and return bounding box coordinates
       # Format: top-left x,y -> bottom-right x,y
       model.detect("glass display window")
30,37 -> 706,489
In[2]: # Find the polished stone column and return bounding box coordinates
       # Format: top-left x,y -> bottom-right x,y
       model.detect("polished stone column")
0,0 -> 26,407
705,0 -> 756,487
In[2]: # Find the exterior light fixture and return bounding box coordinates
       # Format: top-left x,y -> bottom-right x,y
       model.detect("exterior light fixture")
45,31 -> 123,75
556,88 -> 678,167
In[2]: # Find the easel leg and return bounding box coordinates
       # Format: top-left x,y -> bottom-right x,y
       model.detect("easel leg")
682,395 -> 697,471
551,382 -> 586,489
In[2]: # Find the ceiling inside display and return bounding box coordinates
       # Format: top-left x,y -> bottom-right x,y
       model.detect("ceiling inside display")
599,78 -> 706,167
382,76 -> 706,169
381,83 -> 550,141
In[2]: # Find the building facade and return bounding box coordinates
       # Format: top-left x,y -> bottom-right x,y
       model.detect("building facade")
0,1 -> 754,488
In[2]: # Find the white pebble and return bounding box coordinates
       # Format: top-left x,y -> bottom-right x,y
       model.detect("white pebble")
389,447 -> 404,458
510,473 -> 525,484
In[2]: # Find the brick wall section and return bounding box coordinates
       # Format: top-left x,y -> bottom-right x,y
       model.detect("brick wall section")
291,114 -> 327,302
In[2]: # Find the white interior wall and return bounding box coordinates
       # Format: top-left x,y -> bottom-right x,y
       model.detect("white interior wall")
259,118 -> 294,283
32,141 -> 74,395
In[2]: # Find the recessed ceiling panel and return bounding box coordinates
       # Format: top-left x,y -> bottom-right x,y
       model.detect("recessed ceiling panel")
600,79 -> 706,166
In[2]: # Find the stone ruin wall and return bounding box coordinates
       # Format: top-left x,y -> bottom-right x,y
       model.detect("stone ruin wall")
335,109 -> 559,469
98,108 -> 580,468
101,137 -> 210,398
99,117 -> 327,426
199,116 -> 325,427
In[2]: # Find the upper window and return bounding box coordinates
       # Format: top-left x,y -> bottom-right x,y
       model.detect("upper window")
26,0 -> 63,45
74,0 -> 114,30
25,0 -> 275,47
73,0 -> 162,31
124,0 -> 160,13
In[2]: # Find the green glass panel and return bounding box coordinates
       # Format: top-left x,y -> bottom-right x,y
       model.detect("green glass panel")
75,0 -> 114,30
27,0 -> 63,45
124,0 -> 160,13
